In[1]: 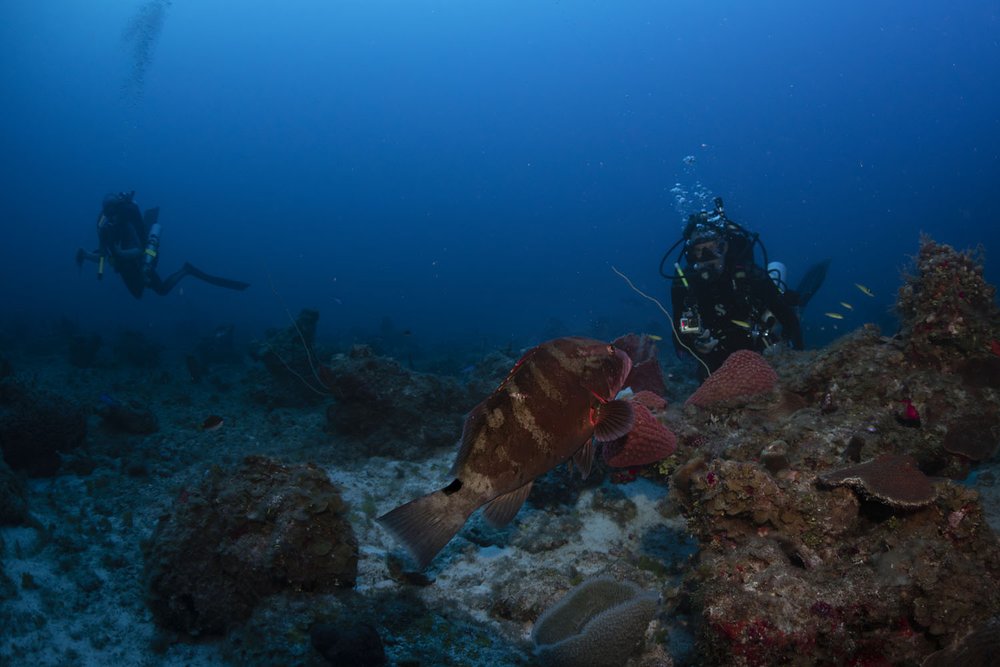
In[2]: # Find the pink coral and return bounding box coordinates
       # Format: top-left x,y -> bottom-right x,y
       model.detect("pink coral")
631,390 -> 667,413
685,350 -> 778,408
602,403 -> 677,467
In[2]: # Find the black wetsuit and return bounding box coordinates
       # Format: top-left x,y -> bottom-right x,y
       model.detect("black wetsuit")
89,196 -> 249,299
98,197 -> 154,299
671,261 -> 803,373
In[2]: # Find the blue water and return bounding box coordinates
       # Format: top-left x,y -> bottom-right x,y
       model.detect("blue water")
2,1 -> 997,359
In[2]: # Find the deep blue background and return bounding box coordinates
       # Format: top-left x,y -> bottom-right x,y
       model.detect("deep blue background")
2,1 -> 997,361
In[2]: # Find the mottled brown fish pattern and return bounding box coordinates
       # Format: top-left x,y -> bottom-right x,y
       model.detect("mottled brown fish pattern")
378,337 -> 635,568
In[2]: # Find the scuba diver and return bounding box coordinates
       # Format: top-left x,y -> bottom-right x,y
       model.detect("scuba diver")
661,197 -> 823,375
75,191 -> 249,299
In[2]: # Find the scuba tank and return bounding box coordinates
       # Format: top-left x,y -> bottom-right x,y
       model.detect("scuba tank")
144,222 -> 161,274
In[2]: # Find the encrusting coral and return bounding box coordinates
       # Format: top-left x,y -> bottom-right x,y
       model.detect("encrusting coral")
817,453 -> 937,509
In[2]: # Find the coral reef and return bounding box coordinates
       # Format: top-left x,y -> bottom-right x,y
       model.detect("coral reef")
942,416 -> 999,462
0,458 -> 29,525
195,323 -> 241,368
685,350 -> 778,408
896,235 -> 1000,363
249,308 -> 328,402
310,619 -> 386,666
321,344 -> 478,459
68,333 -> 102,368
530,577 -> 658,667
673,455 -> 1000,665
2,232 -> 997,666
97,397 -> 159,435
663,242 -> 1000,664
922,615 -> 1000,667
0,379 -> 87,476
143,455 -> 358,636
113,329 -> 162,368
185,325 -> 242,383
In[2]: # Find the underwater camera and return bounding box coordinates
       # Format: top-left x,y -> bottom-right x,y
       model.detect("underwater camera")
679,310 -> 702,334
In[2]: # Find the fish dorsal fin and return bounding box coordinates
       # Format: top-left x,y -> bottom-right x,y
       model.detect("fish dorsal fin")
493,345 -> 538,394
572,439 -> 596,479
593,399 -> 635,442
482,482 -> 533,527
451,400 -> 488,476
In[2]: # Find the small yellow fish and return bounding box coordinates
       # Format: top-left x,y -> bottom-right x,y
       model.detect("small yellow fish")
646,334 -> 663,341
730,320 -> 751,329
854,283 -> 874,297
824,312 -> 845,320
840,302 -> 854,310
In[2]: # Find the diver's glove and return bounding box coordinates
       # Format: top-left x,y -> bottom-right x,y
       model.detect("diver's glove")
75,248 -> 85,269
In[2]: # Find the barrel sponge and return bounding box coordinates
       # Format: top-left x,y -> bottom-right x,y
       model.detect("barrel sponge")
531,577 -> 658,667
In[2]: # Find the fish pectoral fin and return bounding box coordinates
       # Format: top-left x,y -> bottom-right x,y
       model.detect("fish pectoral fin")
482,482 -> 533,527
572,439 -> 596,479
593,399 -> 635,442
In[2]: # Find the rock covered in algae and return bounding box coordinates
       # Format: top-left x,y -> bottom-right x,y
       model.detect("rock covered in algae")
896,235 -> 1000,361
143,455 -> 357,635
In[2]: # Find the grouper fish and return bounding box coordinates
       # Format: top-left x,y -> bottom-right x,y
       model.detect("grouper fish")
378,336 -> 635,568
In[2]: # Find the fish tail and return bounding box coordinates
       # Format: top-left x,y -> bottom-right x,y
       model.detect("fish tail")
377,482 -> 478,569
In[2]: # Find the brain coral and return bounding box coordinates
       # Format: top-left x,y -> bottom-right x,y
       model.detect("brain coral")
144,455 -> 357,635
531,577 -> 658,667
685,350 -> 778,408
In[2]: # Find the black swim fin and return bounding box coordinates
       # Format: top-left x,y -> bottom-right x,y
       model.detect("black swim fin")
183,263 -> 249,291
795,259 -> 831,310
